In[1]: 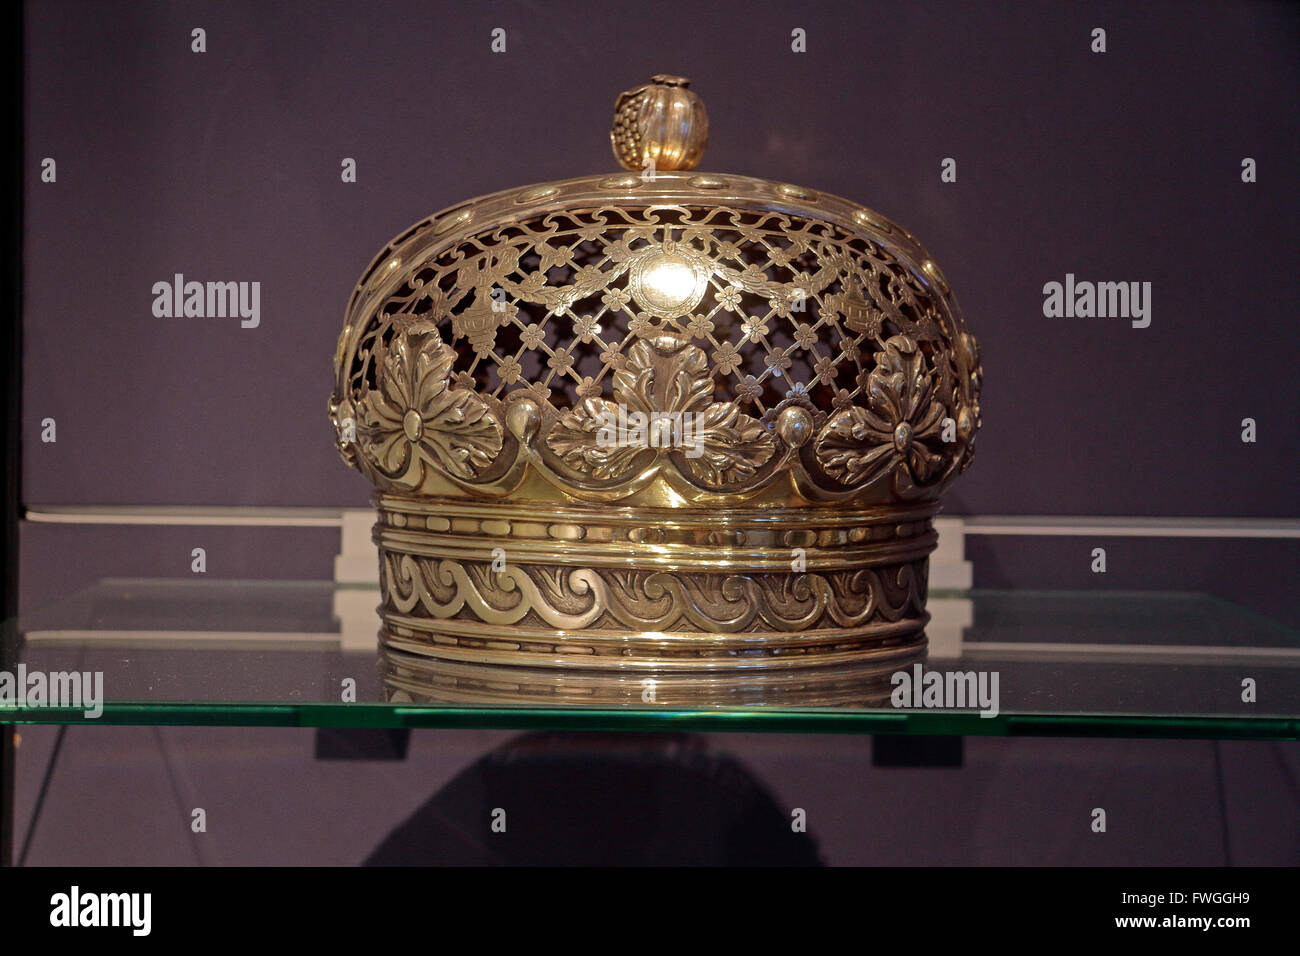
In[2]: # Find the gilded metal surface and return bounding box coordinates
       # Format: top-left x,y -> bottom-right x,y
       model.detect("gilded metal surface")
382,647 -> 910,707
330,76 -> 980,669
611,74 -> 708,172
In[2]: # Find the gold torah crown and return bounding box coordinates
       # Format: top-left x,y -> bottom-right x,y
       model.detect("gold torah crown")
330,75 -> 981,671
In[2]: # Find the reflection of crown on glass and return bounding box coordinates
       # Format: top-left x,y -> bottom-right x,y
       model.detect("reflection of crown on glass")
329,75 -> 982,671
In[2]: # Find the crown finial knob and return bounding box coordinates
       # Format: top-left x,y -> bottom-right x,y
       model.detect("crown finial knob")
611,75 -> 709,172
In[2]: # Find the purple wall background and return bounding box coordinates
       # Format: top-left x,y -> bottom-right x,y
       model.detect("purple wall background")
14,726 -> 1300,865
22,0 -> 1300,514
14,5 -> 1300,870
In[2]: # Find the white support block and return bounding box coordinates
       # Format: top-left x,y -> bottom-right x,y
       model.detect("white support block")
335,509 -> 379,585
929,516 -> 972,591
925,596 -> 972,659
332,586 -> 383,652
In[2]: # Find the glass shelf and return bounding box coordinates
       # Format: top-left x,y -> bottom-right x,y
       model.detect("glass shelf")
1,579 -> 1297,738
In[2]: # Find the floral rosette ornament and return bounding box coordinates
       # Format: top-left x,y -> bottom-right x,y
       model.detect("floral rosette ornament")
815,335 -> 950,493
546,335 -> 774,486
351,318 -> 502,487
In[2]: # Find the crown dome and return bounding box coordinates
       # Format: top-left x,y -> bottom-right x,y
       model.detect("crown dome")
330,76 -> 981,672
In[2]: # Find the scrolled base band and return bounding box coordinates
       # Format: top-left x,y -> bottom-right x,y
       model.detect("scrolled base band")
373,494 -> 938,671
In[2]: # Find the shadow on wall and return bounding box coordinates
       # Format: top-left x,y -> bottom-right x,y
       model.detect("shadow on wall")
363,732 -> 823,866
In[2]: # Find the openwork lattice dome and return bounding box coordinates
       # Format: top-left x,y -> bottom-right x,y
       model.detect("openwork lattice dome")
330,75 -> 981,672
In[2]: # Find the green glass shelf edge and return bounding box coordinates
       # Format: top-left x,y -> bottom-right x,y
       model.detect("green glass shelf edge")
1,704 -> 1296,740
